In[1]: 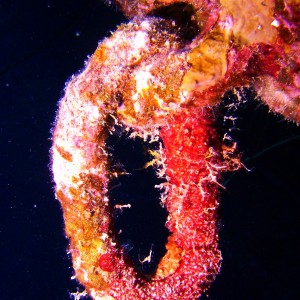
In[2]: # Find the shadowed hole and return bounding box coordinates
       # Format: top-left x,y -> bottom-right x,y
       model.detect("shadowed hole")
106,125 -> 170,277
150,2 -> 200,41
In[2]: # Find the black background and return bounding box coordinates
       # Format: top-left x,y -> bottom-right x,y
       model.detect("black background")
1,1 -> 299,299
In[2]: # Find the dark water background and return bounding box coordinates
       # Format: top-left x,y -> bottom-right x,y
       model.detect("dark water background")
1,1 -> 299,299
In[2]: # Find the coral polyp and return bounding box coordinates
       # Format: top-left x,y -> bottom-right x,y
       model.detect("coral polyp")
51,0 -> 299,299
